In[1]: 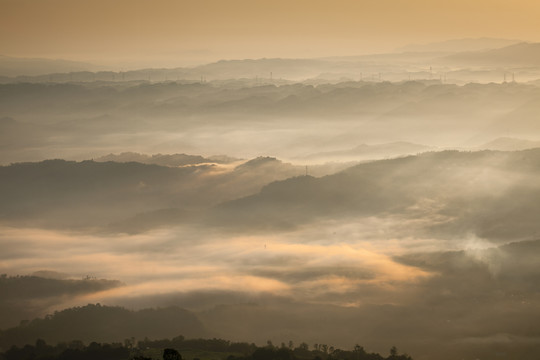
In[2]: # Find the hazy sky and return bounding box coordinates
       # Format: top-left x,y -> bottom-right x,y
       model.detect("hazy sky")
2,0 -> 540,67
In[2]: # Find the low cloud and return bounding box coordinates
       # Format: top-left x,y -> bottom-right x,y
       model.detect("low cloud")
0,224 -> 429,307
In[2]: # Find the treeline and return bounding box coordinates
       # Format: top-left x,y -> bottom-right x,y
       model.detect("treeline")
1,336 -> 413,360
137,336 -> 255,354
1,339 -> 129,360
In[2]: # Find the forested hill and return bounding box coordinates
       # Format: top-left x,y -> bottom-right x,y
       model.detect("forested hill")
0,304 -> 207,349
212,149 -> 540,240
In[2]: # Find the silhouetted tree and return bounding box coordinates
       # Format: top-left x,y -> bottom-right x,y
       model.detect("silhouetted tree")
386,346 -> 412,360
163,348 -> 181,360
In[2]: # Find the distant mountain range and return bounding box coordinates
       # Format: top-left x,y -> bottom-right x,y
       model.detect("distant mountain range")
398,37 -> 520,53
0,55 -> 103,77
441,42 -> 540,66
477,137 -> 540,151
301,141 -> 434,161
4,38 -> 540,82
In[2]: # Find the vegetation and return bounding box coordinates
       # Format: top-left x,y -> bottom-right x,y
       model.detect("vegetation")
0,337 -> 412,360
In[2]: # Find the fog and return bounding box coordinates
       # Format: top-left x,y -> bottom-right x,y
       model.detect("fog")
2,40 -> 540,360
2,78 -> 540,164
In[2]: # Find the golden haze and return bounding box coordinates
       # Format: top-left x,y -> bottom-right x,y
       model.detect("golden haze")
1,0 -> 540,66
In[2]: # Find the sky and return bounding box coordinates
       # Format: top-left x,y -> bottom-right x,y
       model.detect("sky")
2,0 -> 540,68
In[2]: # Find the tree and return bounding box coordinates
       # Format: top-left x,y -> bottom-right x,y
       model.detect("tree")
163,348 -> 182,360
320,344 -> 328,354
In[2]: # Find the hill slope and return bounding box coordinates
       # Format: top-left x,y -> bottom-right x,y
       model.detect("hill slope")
0,304 -> 207,348
212,149 -> 540,241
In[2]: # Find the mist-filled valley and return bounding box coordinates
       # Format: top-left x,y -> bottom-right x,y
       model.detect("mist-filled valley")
3,66 -> 540,164
2,40 -> 540,167
2,38 -> 540,360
